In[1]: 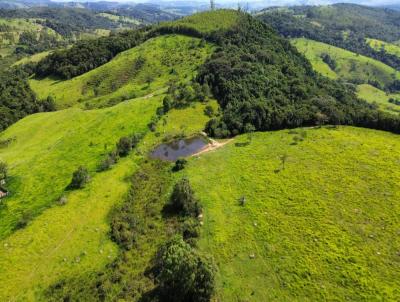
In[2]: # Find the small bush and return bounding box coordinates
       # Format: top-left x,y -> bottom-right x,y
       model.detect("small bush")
170,178 -> 201,217
204,105 -> 214,117
69,166 -> 90,189
172,158 -> 187,172
14,212 -> 32,230
58,195 -> 68,206
116,137 -> 132,157
0,160 -> 7,180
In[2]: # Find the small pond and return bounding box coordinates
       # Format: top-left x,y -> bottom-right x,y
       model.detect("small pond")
150,136 -> 208,161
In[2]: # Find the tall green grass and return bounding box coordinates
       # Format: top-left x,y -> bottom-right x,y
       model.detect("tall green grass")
293,38 -> 400,88
159,9 -> 240,34
30,35 -> 214,109
0,96 -> 161,240
184,127 -> 400,301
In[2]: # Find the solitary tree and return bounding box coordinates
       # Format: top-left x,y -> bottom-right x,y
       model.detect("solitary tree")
172,158 -> 187,172
69,166 -> 90,189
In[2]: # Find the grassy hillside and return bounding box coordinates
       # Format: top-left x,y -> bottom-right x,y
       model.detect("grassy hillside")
159,9 -> 240,34
0,97 -> 217,300
0,18 -> 60,57
0,96 -> 160,240
184,127 -> 400,301
12,50 -> 52,66
367,38 -> 400,58
30,34 -> 213,108
258,4 -> 400,73
292,38 -> 400,88
357,84 -> 400,114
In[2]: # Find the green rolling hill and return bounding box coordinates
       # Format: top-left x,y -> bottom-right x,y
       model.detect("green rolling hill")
367,38 -> 400,58
30,35 -> 213,109
186,126 -> 400,301
0,8 -> 400,302
292,38 -> 400,88
292,38 -> 400,114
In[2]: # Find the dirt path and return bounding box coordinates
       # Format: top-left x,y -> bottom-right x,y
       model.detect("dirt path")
191,137 -> 233,157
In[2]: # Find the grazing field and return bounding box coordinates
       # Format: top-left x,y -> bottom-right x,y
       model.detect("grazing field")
184,127 -> 400,301
292,38 -> 400,88
97,12 -> 140,25
357,84 -> 400,114
0,96 -> 217,301
367,38 -> 400,58
30,35 -> 213,108
159,9 -> 240,34
0,96 -> 161,240
12,50 -> 52,66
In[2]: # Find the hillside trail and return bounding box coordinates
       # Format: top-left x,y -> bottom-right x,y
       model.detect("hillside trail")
191,136 -> 234,157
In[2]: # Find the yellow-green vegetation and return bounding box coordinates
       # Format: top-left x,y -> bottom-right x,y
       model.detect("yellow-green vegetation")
0,156 -> 131,301
12,50 -> 52,66
292,38 -> 400,87
0,94 -> 217,300
0,96 -> 161,240
160,9 -> 240,34
367,38 -> 400,58
357,84 -> 400,114
0,18 -> 60,46
145,100 -> 218,148
184,126 -> 400,301
30,35 -> 213,108
98,12 -> 140,25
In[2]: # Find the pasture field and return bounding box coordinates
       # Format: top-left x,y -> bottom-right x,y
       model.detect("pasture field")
367,38 -> 400,58
292,38 -> 400,88
159,9 -> 240,34
97,12 -> 140,25
0,96 -> 217,301
184,127 -> 400,301
12,50 -> 52,66
30,35 -> 213,108
357,84 -> 400,114
0,96 -> 161,240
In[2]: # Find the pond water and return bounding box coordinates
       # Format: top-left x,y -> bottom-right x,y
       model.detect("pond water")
150,136 -> 208,161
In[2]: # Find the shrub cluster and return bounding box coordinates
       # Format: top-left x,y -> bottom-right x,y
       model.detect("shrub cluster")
99,133 -> 143,171
69,166 -> 90,189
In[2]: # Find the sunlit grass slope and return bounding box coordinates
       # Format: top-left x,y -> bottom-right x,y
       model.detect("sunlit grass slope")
30,35 -> 213,109
293,38 -> 400,88
0,98 -> 217,301
160,9 -> 240,34
357,84 -> 400,114
367,38 -> 400,58
12,50 -> 52,66
0,96 -> 160,240
185,127 -> 400,301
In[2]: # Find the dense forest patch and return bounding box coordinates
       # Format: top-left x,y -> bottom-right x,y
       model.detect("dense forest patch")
196,13 -> 400,137
0,67 -> 53,131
